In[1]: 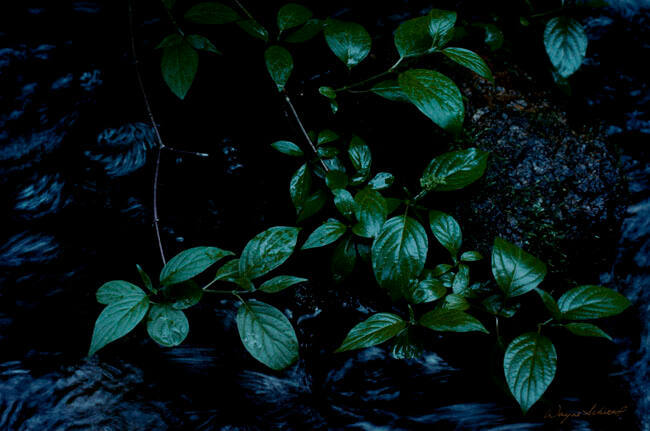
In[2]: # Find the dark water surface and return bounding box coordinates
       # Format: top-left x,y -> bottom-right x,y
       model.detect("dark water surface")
0,1 -> 649,430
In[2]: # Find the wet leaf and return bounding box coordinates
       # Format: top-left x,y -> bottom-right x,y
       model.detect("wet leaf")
324,18 -> 371,68
239,226 -> 300,279
296,190 -> 327,223
460,251 -> 483,262
146,304 -> 189,347
563,322 -> 612,341
89,294 -> 150,355
410,278 -> 446,304
428,9 -> 457,49
325,170 -> 348,189
317,129 -> 339,145
285,18 -> 323,43
302,220 -> 347,250
394,15 -> 433,58
534,287 -> 561,319
504,333 -> 557,414
259,275 -> 307,293
271,140 -> 303,157
442,47 -> 493,81
544,16 -> 587,78
97,281 -> 147,305
290,163 -> 311,211
371,80 -> 409,102
331,234 -> 357,282
368,172 -> 394,190
491,238 -> 547,298
237,19 -> 269,42
557,285 -> 631,320
372,215 -> 428,299
429,210 -> 462,257
332,188 -> 356,219
236,300 -> 299,370
336,313 -> 406,352
420,148 -> 489,192
265,45 -> 293,91
352,188 -> 388,238
277,3 -> 312,32
160,246 -> 233,286
398,69 -> 464,133
185,34 -> 221,54
419,308 -> 488,333
161,41 -> 198,99
348,136 -> 371,176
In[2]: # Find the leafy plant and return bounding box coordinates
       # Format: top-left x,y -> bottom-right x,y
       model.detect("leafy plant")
98,0 -> 634,416
90,227 -> 306,370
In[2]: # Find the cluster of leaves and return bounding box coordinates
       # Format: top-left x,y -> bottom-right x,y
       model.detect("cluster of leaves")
270,131 -> 630,412
90,226 -> 308,370
96,0 -> 634,416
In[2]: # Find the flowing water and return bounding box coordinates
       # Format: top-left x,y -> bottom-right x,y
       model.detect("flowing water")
0,1 -> 648,430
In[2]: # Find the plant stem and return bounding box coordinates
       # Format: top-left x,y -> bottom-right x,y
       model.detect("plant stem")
160,0 -> 185,36
233,0 -> 255,20
205,289 -> 250,295
334,57 -> 404,93
283,93 -> 329,172
129,0 -> 167,265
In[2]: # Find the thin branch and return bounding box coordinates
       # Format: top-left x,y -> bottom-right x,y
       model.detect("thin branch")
334,57 -> 404,93
283,93 -> 329,172
128,0 -> 167,265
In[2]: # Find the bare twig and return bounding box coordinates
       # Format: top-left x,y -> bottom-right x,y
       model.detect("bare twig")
283,93 -> 329,172
128,0 -> 167,264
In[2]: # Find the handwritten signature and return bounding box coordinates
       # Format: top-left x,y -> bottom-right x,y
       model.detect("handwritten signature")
544,404 -> 628,423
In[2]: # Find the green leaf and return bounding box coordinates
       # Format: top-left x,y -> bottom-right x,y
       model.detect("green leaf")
319,86 -> 337,99
352,188 -> 388,238
443,293 -> 470,310
504,333 -> 557,414
371,80 -> 409,102
161,41 -> 198,99
348,136 -> 371,175
483,294 -> 519,318
432,263 -> 453,276
277,3 -> 312,32
285,18 -> 323,43
97,281 -> 147,305
429,210 -> 462,257
371,215 -> 428,299
237,19 -> 269,42
302,220 -> 347,250
136,264 -> 155,294
185,34 -> 221,54
324,19 -> 371,68
259,275 -> 307,293
165,280 -> 203,309
325,170 -> 348,190
290,163 -> 311,211
89,295 -> 150,355
265,45 -> 293,91
160,246 -> 233,286
271,140 -> 303,157
398,69 -> 464,134
184,2 -> 240,24
317,129 -> 339,145
146,304 -> 189,347
296,190 -> 327,223
318,146 -> 339,158
394,15 -> 434,58
460,251 -> 483,262
236,299 -> 299,370
410,278 -> 446,304
331,234 -> 357,282
368,172 -> 394,190
534,287 -> 561,319
544,16 -> 587,78
335,313 -> 406,352
491,238 -> 547,298
428,9 -> 457,49
420,148 -> 489,192
557,285 -> 631,320
391,328 -> 423,359
156,34 -> 183,49
213,259 -> 255,291
419,309 -> 488,333
442,47 -> 493,81
239,226 -> 300,279
563,322 -> 612,341
452,263 -> 470,295
332,188 -> 356,219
